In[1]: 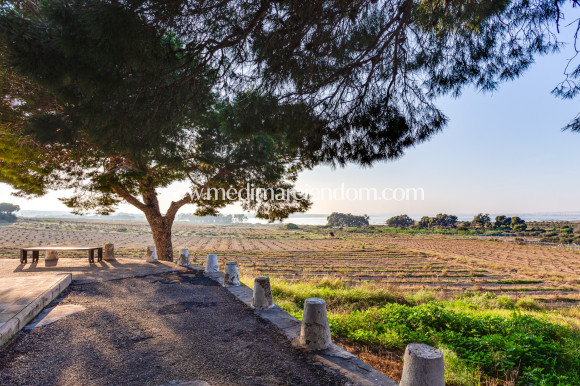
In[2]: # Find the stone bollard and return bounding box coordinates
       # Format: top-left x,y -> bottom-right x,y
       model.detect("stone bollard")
224,262 -> 240,286
252,276 -> 273,309
205,254 -> 219,273
145,246 -> 157,263
104,243 -> 115,261
399,343 -> 445,386
177,249 -> 190,266
299,298 -> 332,350
45,250 -> 58,261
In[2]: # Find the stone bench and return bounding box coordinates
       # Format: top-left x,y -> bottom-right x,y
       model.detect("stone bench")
20,246 -> 103,264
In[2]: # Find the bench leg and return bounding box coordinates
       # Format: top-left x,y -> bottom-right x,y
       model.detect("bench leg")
32,251 -> 39,263
20,250 -> 27,264
89,250 -> 94,263
97,248 -> 103,262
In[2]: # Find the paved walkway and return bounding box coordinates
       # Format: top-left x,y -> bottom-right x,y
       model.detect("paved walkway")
0,257 -> 188,284
0,274 -> 71,346
0,269 -> 348,385
0,258 -> 189,348
1,275 -> 66,323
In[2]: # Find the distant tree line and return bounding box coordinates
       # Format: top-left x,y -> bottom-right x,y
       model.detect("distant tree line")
177,214 -> 247,224
0,202 -> 19,222
386,213 -> 528,232
327,212 -> 369,227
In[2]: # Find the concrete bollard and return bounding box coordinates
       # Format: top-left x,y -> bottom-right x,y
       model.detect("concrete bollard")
399,343 -> 445,386
224,262 -> 240,286
177,249 -> 190,266
252,276 -> 273,309
45,250 -> 58,261
205,254 -> 219,273
104,243 -> 115,261
145,246 -> 157,263
300,298 -> 332,350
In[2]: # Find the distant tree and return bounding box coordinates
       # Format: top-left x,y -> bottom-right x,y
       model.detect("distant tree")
327,212 -> 369,227
418,216 -> 432,229
0,202 -> 19,222
284,223 -> 299,230
510,217 -> 527,231
432,213 -> 458,229
233,214 -> 248,224
495,215 -> 511,229
416,214 -> 457,229
0,202 -> 19,214
386,214 -> 414,228
457,221 -> 471,231
472,213 -> 491,231
177,213 -> 236,225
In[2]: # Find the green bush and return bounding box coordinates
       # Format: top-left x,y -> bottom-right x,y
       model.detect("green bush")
260,277 -> 580,385
329,303 -> 580,384
516,297 -> 540,310
496,295 -> 515,309
284,223 -> 300,230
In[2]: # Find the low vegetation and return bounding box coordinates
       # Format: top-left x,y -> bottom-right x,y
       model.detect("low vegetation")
385,213 -> 580,245
248,277 -> 580,385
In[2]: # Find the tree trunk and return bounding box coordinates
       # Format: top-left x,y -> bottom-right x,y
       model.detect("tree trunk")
146,212 -> 174,261
111,185 -> 190,262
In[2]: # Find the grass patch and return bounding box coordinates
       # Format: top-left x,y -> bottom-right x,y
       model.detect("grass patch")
252,277 -> 580,385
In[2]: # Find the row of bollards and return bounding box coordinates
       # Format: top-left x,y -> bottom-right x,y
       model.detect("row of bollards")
140,249 -> 446,384
200,253 -> 445,385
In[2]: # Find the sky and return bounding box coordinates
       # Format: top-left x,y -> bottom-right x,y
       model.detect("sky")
1,35 -> 580,218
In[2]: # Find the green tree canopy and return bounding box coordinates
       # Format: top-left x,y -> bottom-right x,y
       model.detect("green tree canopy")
416,214 -> 457,229
432,213 -> 458,229
495,215 -> 512,229
1,0 -> 577,259
418,216 -> 432,229
0,202 -> 19,214
0,202 -> 19,222
327,212 -> 370,227
510,216 -> 527,231
386,214 -> 415,228
472,213 -> 492,230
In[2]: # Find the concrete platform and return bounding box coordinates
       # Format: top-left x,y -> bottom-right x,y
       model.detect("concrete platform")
0,257 -> 188,348
0,257 -> 188,284
0,274 -> 71,347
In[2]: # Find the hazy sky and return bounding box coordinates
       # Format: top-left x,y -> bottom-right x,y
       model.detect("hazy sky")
1,42 -> 579,217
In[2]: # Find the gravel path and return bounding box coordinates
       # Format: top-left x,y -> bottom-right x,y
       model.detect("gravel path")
0,270 -> 348,385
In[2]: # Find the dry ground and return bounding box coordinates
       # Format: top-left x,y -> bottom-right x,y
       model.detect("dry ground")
1,218 -> 579,305
0,270 -> 349,386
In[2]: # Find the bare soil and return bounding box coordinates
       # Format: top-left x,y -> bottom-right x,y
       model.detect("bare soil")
0,270 -> 348,386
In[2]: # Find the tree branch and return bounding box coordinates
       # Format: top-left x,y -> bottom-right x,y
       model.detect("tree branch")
111,186 -> 148,212
165,194 -> 192,223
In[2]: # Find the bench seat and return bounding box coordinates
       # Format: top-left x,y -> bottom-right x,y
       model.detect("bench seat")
20,247 -> 103,264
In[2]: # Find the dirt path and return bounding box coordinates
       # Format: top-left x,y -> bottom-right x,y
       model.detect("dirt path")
0,270 -> 348,386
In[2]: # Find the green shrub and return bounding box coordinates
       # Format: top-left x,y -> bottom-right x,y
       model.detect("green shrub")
284,223 -> 299,230
496,295 -> 515,309
405,289 -> 437,305
329,303 -> 580,384
261,277 -> 579,384
516,297 -> 541,310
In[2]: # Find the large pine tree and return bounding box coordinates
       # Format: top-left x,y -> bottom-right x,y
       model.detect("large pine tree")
0,0 -> 576,260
